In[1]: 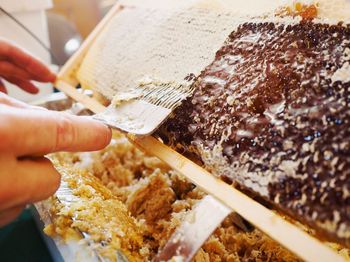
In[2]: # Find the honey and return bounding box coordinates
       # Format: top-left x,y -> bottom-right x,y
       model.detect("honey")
158,21 -> 350,245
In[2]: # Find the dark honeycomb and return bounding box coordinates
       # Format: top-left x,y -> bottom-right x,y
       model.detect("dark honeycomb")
158,21 -> 350,245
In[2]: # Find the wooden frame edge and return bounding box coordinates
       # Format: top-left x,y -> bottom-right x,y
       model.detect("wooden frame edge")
54,3 -> 346,262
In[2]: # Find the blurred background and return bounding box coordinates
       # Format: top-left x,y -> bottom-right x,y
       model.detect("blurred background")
48,0 -> 116,65
0,1 -> 116,260
0,0 -> 116,101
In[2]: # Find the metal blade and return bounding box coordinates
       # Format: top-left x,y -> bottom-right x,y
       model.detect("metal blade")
93,101 -> 171,135
153,195 -> 231,262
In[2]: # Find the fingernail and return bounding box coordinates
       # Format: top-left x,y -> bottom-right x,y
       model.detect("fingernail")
103,126 -> 112,146
30,87 -> 40,94
90,118 -> 112,147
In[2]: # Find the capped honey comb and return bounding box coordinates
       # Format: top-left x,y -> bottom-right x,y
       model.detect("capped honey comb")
158,20 -> 350,246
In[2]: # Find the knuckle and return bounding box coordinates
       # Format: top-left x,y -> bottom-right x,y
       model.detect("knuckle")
55,113 -> 76,151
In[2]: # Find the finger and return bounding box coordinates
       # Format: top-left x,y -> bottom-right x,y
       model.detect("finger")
0,40 -> 56,82
0,61 -> 51,83
0,79 -> 7,94
0,156 -> 60,210
4,76 -> 39,94
0,105 -> 112,155
0,60 -> 32,80
0,205 -> 24,227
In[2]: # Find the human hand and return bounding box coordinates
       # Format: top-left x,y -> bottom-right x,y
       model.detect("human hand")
0,93 -> 112,226
0,39 -> 56,94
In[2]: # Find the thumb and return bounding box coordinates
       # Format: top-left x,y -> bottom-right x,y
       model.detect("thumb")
0,106 -> 112,155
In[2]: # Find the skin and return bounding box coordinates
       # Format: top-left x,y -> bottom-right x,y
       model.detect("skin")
0,40 -> 112,227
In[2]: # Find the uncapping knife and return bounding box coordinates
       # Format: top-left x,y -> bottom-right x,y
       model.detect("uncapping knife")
153,195 -> 250,262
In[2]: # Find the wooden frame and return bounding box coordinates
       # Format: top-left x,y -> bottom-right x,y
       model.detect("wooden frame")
55,3 -> 345,261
